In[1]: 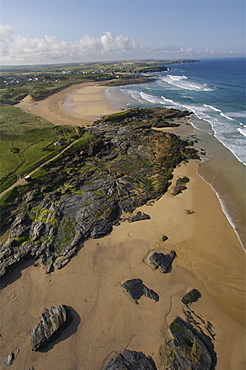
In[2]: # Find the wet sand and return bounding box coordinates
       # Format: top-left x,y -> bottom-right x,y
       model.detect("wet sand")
1,83 -> 245,370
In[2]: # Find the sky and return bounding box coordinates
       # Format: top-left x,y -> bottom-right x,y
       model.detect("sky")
0,0 -> 245,65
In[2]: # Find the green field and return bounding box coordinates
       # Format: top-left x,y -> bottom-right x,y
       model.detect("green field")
0,103 -> 81,192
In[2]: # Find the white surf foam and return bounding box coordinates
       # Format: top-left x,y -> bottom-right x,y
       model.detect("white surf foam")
140,91 -> 164,105
220,112 -> 235,121
204,104 -> 221,112
160,74 -> 215,92
225,111 -> 246,118
237,127 -> 246,137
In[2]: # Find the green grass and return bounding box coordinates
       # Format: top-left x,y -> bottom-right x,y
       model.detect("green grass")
0,103 -> 80,192
64,132 -> 95,152
104,110 -> 132,122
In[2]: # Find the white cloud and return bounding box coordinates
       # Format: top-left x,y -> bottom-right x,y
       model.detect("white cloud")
0,24 -> 242,65
0,26 -> 139,64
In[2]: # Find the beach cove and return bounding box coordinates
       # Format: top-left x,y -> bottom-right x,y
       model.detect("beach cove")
1,83 -> 245,369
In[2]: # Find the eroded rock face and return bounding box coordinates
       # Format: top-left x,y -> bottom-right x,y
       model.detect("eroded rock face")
104,349 -> 157,370
1,108 -> 199,278
167,317 -> 217,370
122,279 -> 159,303
31,305 -> 71,351
149,250 -> 177,273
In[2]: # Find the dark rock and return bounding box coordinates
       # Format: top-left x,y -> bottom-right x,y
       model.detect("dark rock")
129,211 -> 151,222
167,316 -> 217,369
122,279 -> 159,303
149,250 -> 176,273
31,305 -> 72,351
56,245 -> 81,270
104,349 -> 157,369
182,289 -> 202,305
186,209 -> 194,214
172,176 -> 190,196
162,235 -> 168,241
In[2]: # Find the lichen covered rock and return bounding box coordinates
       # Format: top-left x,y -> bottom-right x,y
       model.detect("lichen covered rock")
167,316 -> 217,369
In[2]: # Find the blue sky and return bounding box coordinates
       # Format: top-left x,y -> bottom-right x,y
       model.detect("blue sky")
1,0 -> 245,65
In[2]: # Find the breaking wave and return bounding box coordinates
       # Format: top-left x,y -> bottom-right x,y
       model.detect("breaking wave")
158,74 -> 214,91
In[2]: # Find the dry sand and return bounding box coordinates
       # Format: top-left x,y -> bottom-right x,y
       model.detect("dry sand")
1,84 -> 245,370
16,83 -> 123,127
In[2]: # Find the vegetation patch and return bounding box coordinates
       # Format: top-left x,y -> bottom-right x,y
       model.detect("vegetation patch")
0,103 -> 81,192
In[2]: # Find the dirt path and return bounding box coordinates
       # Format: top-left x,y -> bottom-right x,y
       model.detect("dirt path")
0,136 -> 82,197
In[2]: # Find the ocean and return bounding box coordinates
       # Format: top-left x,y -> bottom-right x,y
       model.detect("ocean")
106,58 -> 246,249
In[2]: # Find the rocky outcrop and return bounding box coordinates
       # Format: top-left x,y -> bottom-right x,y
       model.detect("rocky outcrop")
31,305 -> 71,351
122,279 -> 159,303
172,176 -> 190,196
0,107 -> 199,278
104,349 -> 157,369
128,211 -> 151,222
149,250 -> 177,273
167,316 -> 217,369
182,289 -> 202,305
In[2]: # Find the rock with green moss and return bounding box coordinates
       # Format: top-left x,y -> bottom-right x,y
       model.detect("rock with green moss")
182,289 -> 202,305
167,316 -> 217,369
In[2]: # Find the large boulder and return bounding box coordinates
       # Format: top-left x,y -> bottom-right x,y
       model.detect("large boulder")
149,250 -> 176,273
31,305 -> 72,351
104,349 -> 157,370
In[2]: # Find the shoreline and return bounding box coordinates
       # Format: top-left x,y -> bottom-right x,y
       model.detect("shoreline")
16,82 -> 124,127
2,82 -> 245,369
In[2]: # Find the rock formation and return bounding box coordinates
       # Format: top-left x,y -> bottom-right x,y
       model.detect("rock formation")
122,279 -> 159,303
172,176 -> 190,196
0,107 -> 199,278
182,289 -> 202,305
149,250 -> 177,273
128,211 -> 151,222
167,316 -> 217,369
104,349 -> 157,369
31,305 -> 71,351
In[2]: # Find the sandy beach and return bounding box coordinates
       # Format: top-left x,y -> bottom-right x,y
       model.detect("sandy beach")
1,83 -> 245,369
16,83 -> 123,127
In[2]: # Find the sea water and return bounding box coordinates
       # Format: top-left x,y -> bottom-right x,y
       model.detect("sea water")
106,58 -> 246,249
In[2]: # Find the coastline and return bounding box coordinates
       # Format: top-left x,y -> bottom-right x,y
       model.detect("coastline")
16,82 -> 124,127
1,82 -> 245,369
